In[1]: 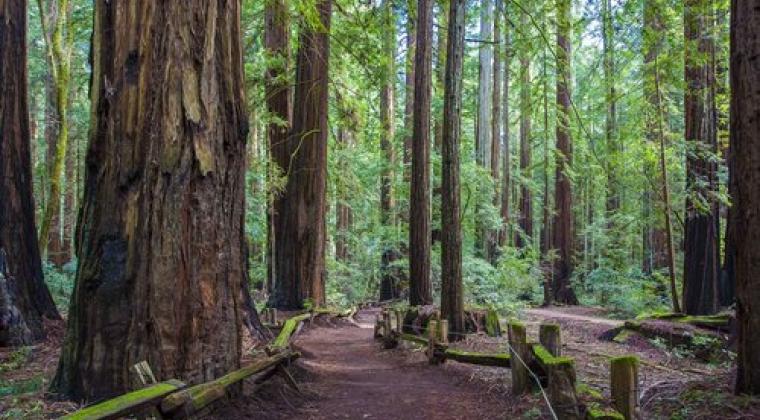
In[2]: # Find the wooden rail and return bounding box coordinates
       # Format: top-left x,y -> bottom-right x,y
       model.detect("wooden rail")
379,307 -> 632,420
62,310 -> 334,420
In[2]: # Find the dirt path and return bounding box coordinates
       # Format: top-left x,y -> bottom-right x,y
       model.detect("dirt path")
523,306 -> 624,327
285,309 -> 509,420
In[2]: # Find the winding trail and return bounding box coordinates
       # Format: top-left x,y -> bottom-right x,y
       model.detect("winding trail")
289,309 -> 508,420
524,307 -> 624,327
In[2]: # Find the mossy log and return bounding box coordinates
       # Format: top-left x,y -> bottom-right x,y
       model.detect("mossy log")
623,319 -> 724,359
269,313 -> 312,352
160,351 -> 300,418
62,380 -> 186,420
444,349 -> 510,367
400,333 -> 429,346
637,311 -> 731,330
585,403 -> 625,420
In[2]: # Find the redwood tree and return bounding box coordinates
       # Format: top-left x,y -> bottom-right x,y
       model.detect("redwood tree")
441,0 -> 466,338
516,10 -> 533,249
272,0 -> 332,309
551,0 -> 578,305
683,0 -> 720,315
0,0 -> 60,346
51,1 -> 263,400
409,0 -> 433,306
732,0 -> 760,395
265,0 -> 292,297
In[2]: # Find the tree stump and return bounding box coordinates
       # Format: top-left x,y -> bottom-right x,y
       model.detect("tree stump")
540,323 -> 561,356
610,356 -> 639,420
508,321 -> 529,394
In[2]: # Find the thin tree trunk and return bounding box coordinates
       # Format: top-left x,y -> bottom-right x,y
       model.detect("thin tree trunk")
403,0 -> 417,176
380,0 -> 396,228
516,10 -> 532,249
273,0 -> 332,309
0,0 -> 60,346
488,0 -> 501,262
642,0 -> 669,275
476,0 -> 493,256
51,1 -> 261,400
602,0 -> 620,228
441,0 -> 466,339
499,10 -> 511,248
683,0 -> 720,315
732,0 -> 760,394
433,0 -> 448,152
551,0 -> 578,305
409,0 -> 433,306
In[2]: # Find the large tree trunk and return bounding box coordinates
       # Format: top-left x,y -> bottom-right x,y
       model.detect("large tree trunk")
683,0 -> 720,316
551,0 -> 578,305
731,0 -> 760,395
515,10 -> 532,249
642,0 -> 668,275
51,1 -> 261,400
409,0 -> 433,306
441,0 -> 466,339
265,0 -> 292,301
273,1 -> 331,310
0,0 -> 60,346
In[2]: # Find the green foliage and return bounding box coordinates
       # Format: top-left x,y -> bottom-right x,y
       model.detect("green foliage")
42,261 -> 75,314
0,347 -> 32,374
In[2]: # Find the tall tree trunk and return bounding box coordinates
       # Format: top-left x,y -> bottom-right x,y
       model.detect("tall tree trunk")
51,1 -> 263,400
441,0 -> 465,339
433,0 -> 448,152
265,0 -> 292,302
683,0 -> 720,315
0,0 -> 60,346
409,0 -> 433,306
37,0 -> 72,259
380,0 -> 396,228
335,99 -> 356,263
516,10 -> 532,249
642,0 -> 668,275
732,0 -> 760,395
551,0 -> 578,305
488,0 -> 501,262
602,0 -> 620,229
403,0 -> 417,177
499,11 -> 511,248
540,45 -> 550,256
475,0 -> 493,256
273,0 -> 332,310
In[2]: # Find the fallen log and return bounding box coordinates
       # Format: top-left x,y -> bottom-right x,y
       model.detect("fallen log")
61,380 -> 186,420
269,313 -> 312,352
160,351 -> 300,418
443,349 -> 510,367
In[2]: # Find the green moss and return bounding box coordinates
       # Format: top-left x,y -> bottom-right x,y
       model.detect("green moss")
271,313 -> 311,349
612,329 -> 633,343
63,381 -> 185,420
586,403 -> 625,420
610,355 -> 639,368
577,383 -> 603,400
485,308 -> 502,337
400,333 -> 428,346
532,344 -> 573,368
444,349 -> 510,367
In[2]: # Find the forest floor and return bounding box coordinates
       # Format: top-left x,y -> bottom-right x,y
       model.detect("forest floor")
3,307 -> 760,419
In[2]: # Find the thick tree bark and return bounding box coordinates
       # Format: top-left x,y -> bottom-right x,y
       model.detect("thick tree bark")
551,0 -> 578,305
51,1 -> 261,400
642,0 -> 668,275
441,0 -> 466,339
731,0 -> 760,395
433,0 -> 448,152
683,0 -> 720,315
0,0 -> 59,346
409,0 -> 433,306
265,0 -> 292,300
516,10 -> 532,249
273,0 -> 332,310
